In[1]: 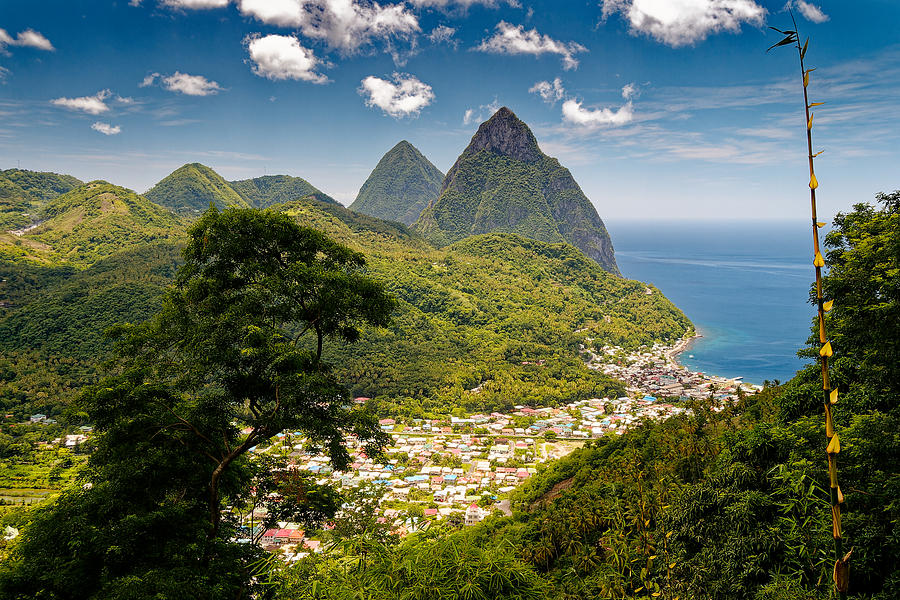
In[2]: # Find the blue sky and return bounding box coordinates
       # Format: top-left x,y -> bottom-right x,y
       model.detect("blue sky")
1,0 -> 898,220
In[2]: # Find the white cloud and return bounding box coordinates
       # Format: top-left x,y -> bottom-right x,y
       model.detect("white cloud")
428,25 -> 456,45
476,21 -> 586,70
164,72 -> 222,95
359,72 -> 434,118
792,0 -> 829,23
0,66 -> 9,82
0,28 -> 54,51
161,0 -> 230,8
148,72 -> 223,95
409,0 -> 519,8
561,84 -> 636,127
245,34 -> 329,83
600,0 -> 766,47
238,0 -> 420,53
50,89 -> 112,115
530,77 -> 565,104
91,122 -> 122,135
139,73 -> 160,88
463,98 -> 501,125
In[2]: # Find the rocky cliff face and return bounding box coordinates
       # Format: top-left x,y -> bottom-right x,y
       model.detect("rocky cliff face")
415,107 -> 619,275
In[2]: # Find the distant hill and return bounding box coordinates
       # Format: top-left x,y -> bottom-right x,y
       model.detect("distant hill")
0,169 -> 84,230
230,174 -> 338,208
349,140 -> 444,225
145,163 -> 251,214
0,181 -> 184,266
414,107 -> 619,275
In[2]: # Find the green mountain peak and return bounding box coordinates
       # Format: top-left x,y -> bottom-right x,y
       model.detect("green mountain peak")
349,140 -> 444,226
414,107 -> 620,275
145,163 -> 251,214
229,174 -> 338,208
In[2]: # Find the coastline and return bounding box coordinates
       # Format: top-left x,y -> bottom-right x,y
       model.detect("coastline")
663,333 -> 702,368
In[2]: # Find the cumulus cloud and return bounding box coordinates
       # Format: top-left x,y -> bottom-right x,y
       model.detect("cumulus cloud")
561,84 -> 636,127
0,28 -> 54,52
51,89 -> 112,115
428,25 -> 457,45
244,34 -> 329,83
238,0 -> 420,53
359,72 -> 434,118
529,77 -> 565,104
791,0 -> 829,23
476,21 -> 586,70
600,0 -> 766,47
410,0 -> 520,8
91,122 -> 122,135
140,72 -> 222,95
160,0 -> 230,8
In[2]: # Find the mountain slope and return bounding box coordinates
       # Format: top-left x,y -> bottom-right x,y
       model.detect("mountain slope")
0,181 -> 184,266
229,174 -> 338,208
1,194 -> 690,419
414,107 -> 619,275
0,169 -> 84,230
145,163 -> 251,214
349,140 -> 444,225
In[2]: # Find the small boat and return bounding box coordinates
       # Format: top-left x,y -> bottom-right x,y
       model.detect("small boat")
688,354 -> 694,358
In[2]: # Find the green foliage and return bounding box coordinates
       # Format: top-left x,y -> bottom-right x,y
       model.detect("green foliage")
270,531 -> 548,600
144,162 -> 251,214
0,207 -> 393,599
230,174 -> 338,208
349,140 -> 444,226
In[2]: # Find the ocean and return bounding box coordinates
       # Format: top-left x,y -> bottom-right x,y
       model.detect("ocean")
607,220 -> 820,385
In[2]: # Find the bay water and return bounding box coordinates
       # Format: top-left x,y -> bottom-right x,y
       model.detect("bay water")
607,220 -> 819,384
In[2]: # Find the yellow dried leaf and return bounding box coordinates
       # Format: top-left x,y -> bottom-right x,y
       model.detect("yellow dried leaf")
669,562 -> 677,569
810,173 -> 819,189
837,486 -> 844,504
808,114 -> 814,130
819,341 -> 833,357
814,253 -> 825,267
812,150 -> 825,158
827,434 -> 841,454
809,102 -> 825,107
653,594 -> 661,598
817,221 -> 826,227
823,300 -> 834,311
666,531 -> 673,539
804,72 -> 810,87
830,389 -> 838,404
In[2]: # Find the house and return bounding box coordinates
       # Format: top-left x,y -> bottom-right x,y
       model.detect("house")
465,503 -> 484,526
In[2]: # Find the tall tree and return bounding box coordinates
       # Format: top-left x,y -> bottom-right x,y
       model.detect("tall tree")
0,207 -> 395,599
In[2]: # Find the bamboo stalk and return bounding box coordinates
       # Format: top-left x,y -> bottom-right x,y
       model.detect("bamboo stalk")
787,13 -> 848,598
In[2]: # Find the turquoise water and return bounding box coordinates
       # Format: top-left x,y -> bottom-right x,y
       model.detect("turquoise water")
608,220 -> 819,385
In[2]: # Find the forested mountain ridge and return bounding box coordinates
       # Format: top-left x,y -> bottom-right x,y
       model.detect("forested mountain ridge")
144,162 -> 251,213
349,140 -> 444,225
414,107 -> 620,275
229,174 -> 339,207
0,169 -> 84,230
0,181 -> 183,267
0,189 -> 690,422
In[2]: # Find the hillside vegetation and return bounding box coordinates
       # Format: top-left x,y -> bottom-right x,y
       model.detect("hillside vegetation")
0,182 -> 183,267
0,192 -> 690,422
0,169 -> 83,230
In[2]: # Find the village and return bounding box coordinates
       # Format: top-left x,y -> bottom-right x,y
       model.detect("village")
240,337 -> 759,561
